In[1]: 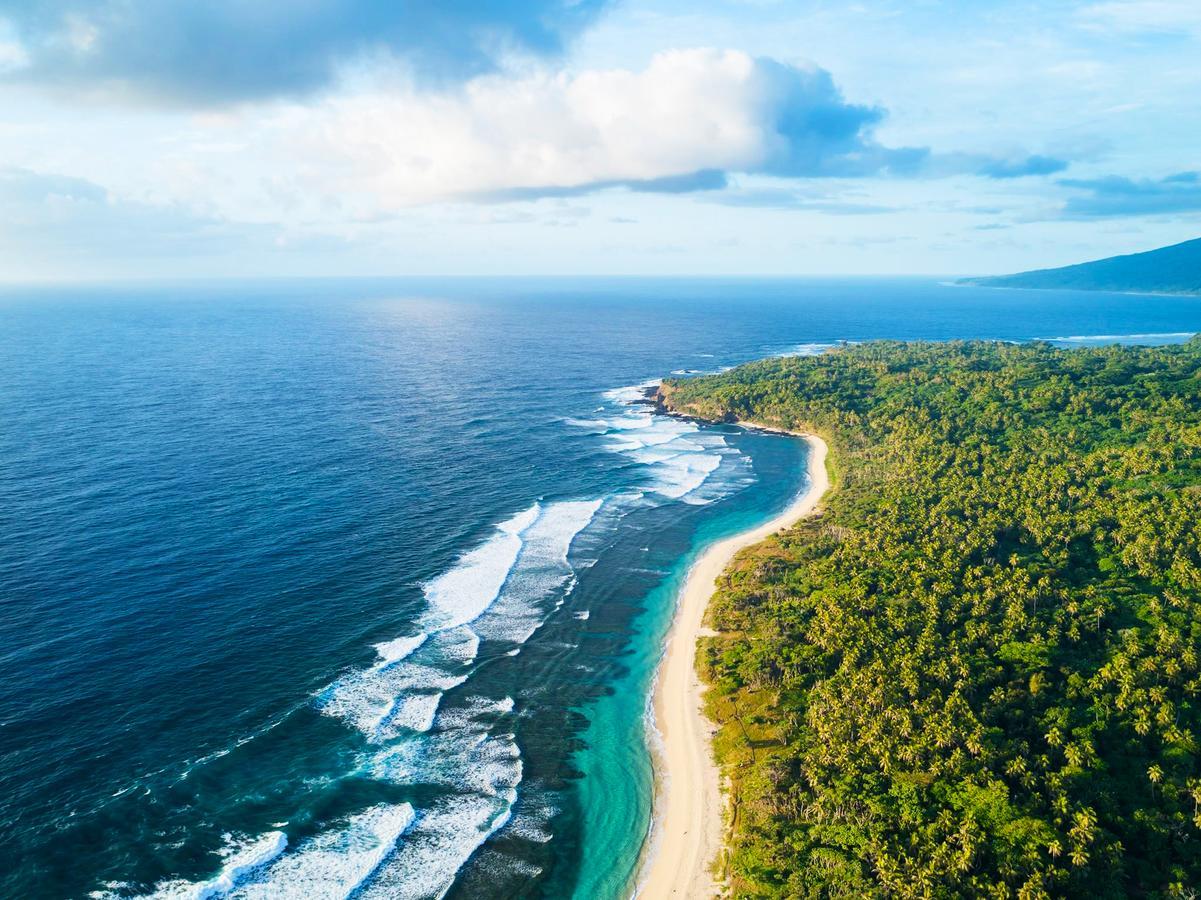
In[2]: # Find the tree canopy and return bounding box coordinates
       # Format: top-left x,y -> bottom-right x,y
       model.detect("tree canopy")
661,339 -> 1201,898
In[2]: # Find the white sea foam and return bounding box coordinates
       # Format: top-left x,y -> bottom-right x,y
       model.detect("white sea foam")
506,792 -> 559,847
433,626 -> 481,666
505,816 -> 554,844
578,386 -> 750,503
270,378 -> 751,899
651,452 -> 722,500
420,505 -> 539,632
562,417 -> 608,431
138,831 -> 289,899
1037,331 -> 1195,343
226,804 -> 415,898
373,691 -> 450,738
373,634 -> 428,667
318,627 -> 480,739
436,695 -> 515,732
138,806 -> 411,900
317,500 -> 551,741
356,793 -> 518,900
373,729 -> 522,796
359,699 -> 525,899
604,412 -> 654,431
601,380 -> 658,404
775,342 -> 837,357
606,421 -> 723,499
475,853 -> 544,880
372,697 -> 521,788
194,833 -> 288,899
624,447 -> 685,465
133,369 -> 757,900
300,495 -> 603,894
471,500 -> 602,644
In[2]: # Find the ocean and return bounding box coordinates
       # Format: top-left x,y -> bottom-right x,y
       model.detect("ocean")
2,277 -> 1199,899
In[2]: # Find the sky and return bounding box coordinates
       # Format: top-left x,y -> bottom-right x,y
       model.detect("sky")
1,0 -> 1200,280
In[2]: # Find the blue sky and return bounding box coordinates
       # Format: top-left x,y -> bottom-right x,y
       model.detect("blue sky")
1,0 -> 1200,279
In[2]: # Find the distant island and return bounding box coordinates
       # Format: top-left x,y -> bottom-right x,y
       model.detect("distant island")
660,340 -> 1201,897
961,236 -> 1201,294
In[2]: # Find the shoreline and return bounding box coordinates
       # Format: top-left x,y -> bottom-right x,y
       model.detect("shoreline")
635,425 -> 830,898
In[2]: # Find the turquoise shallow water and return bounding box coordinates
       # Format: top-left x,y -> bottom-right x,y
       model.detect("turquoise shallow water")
572,435 -> 810,900
1,277 -> 1198,898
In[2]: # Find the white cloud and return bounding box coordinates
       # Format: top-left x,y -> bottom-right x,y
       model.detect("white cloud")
246,48 -> 892,215
0,43 -> 1055,240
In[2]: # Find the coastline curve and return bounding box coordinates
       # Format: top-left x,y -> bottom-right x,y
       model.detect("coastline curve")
636,426 -> 830,898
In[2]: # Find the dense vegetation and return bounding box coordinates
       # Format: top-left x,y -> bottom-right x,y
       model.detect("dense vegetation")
661,340 -> 1201,898
960,236 -> 1201,294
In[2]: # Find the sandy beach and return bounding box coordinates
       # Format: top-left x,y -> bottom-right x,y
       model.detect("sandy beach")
637,427 -> 829,899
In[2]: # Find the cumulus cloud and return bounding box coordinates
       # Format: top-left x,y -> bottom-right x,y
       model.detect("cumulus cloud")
236,49 -> 1064,213
1059,171 -> 1201,217
261,49 -> 930,211
0,44 -> 1077,247
0,0 -> 610,103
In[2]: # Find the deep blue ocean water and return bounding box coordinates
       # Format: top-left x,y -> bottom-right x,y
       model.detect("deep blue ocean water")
1,277 -> 1199,899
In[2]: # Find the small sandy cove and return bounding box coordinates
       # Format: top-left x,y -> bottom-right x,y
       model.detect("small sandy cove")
636,427 -> 829,899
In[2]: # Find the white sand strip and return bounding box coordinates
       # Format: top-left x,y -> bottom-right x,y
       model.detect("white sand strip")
637,428 -> 829,899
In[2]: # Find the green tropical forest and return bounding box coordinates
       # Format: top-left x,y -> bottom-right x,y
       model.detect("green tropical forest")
660,339 -> 1201,898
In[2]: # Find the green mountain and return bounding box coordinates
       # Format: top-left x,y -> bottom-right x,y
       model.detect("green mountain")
961,236 -> 1201,294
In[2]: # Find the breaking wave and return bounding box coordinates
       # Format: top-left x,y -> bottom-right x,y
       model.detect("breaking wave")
1037,332 -> 1195,345
583,382 -> 752,505
126,379 -> 752,899
137,805 -> 413,899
